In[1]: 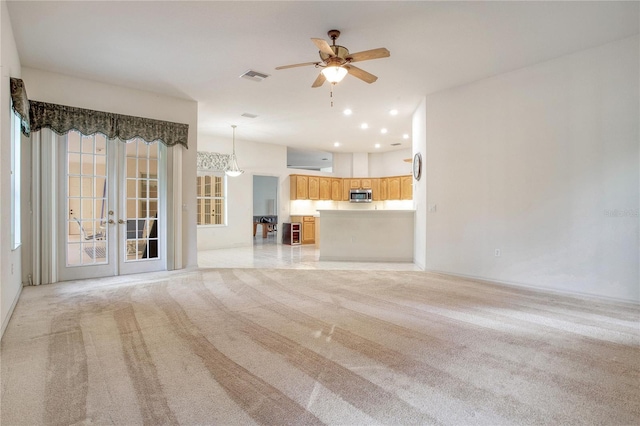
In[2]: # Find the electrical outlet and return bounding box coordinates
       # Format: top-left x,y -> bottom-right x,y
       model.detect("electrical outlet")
495,249 -> 501,257
429,204 -> 437,212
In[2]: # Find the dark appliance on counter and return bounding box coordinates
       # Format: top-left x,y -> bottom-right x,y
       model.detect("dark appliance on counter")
349,188 -> 372,203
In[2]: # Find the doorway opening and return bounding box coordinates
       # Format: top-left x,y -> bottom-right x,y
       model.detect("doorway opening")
253,175 -> 278,245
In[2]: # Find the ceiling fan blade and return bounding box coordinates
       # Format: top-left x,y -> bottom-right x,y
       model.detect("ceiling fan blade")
345,65 -> 378,84
311,72 -> 326,88
347,47 -> 390,63
275,61 -> 319,70
312,38 -> 335,57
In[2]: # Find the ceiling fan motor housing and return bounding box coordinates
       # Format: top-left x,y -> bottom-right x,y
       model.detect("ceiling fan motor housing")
320,45 -> 350,63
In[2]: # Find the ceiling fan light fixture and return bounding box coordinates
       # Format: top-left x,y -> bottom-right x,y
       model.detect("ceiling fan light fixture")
225,125 -> 244,177
321,65 -> 348,84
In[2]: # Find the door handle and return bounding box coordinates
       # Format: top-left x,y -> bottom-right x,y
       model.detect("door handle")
108,219 -> 115,224
118,219 -> 125,224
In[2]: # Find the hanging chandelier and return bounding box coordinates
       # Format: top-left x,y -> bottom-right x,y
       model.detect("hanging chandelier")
225,125 -> 244,177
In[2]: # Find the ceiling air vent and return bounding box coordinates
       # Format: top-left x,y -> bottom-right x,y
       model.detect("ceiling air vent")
390,143 -> 402,146
241,113 -> 258,119
240,70 -> 270,82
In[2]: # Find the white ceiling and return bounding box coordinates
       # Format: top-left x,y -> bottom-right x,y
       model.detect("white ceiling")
7,1 -> 639,154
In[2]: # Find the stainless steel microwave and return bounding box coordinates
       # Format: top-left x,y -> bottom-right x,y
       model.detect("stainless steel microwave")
349,188 -> 372,203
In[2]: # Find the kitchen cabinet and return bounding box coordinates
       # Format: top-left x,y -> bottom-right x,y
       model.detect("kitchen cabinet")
290,216 -> 315,244
387,176 -> 401,200
331,178 -> 342,201
371,178 -> 381,201
290,175 -> 308,200
400,175 -> 413,200
319,177 -> 331,200
308,176 -> 320,200
379,178 -> 388,200
290,174 -> 411,202
342,179 -> 350,201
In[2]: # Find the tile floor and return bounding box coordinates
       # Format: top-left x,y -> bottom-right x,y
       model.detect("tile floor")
197,234 -> 422,271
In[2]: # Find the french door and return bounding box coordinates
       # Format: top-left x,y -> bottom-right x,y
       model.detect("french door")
57,131 -> 166,281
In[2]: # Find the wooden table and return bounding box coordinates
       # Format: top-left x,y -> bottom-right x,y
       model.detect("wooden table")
253,222 -> 275,238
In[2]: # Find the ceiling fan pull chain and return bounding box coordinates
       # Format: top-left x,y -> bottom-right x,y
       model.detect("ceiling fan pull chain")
330,83 -> 334,107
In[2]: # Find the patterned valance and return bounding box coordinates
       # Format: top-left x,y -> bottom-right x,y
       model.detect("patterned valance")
10,78 -> 30,136
197,151 -> 230,171
29,100 -> 189,148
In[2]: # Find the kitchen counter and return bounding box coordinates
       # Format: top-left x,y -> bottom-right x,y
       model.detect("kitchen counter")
317,210 -> 415,262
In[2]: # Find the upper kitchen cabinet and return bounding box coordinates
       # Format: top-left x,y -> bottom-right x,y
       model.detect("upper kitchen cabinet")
291,174 -> 411,201
331,178 -> 342,201
371,179 -> 381,201
400,175 -> 413,200
387,176 -> 401,200
379,178 -> 388,200
342,179 -> 351,201
290,175 -> 309,200
319,177 -> 331,200
308,176 -> 320,200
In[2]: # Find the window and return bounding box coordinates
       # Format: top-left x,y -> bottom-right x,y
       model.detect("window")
11,108 -> 21,249
197,173 -> 226,225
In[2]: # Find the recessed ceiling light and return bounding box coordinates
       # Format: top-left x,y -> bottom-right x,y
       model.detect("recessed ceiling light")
403,133 -> 410,139
343,109 -> 352,116
389,109 -> 398,116
334,142 -> 340,147
360,123 -> 368,129
374,143 -> 381,148
381,128 -> 388,134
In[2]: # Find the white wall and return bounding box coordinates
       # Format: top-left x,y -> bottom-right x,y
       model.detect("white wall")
424,36 -> 639,302
369,148 -> 412,177
412,99 -> 427,270
197,135 -> 291,250
352,152 -> 368,177
333,152 -> 353,177
1,0 -> 24,336
20,67 -> 199,270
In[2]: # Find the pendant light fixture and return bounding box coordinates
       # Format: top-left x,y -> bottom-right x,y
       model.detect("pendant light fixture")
225,125 -> 244,177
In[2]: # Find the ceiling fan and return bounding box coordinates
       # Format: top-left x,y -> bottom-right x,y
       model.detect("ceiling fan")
275,30 -> 390,88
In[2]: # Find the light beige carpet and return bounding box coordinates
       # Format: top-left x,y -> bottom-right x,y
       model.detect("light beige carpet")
1,268 -> 638,425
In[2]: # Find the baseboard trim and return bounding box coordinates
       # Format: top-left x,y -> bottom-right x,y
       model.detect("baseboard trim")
1,284 -> 23,340
423,268 -> 640,306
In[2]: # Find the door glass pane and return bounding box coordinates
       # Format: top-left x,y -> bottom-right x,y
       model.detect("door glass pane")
66,132 -> 108,266
125,139 -> 159,261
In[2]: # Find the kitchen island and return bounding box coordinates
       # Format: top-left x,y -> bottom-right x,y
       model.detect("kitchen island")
317,210 -> 414,262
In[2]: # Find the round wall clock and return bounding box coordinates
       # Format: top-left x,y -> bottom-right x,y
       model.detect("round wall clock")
413,152 -> 422,181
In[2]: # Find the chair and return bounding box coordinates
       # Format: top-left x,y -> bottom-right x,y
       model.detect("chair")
126,219 -> 146,255
73,217 -> 105,240
73,217 -> 106,259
